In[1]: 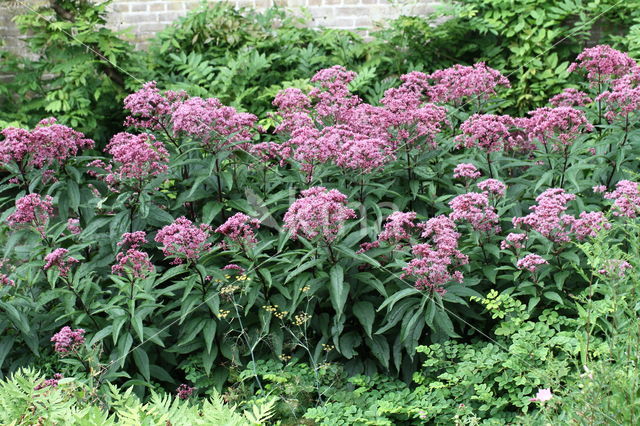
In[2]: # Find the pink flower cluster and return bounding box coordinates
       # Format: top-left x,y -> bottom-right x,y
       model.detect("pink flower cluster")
177,384 -> 196,400
215,212 -> 261,247
596,71 -> 640,122
67,218 -> 82,235
604,180 -> 640,218
171,97 -> 257,151
500,232 -> 528,251
513,188 -> 610,243
598,259 -> 632,278
309,65 -> 361,122
477,178 -> 507,197
568,45 -> 637,85
51,326 -> 85,354
449,192 -> 500,233
427,62 -> 510,105
453,163 -> 481,180
283,187 -> 356,242
0,260 -> 15,287
90,132 -> 169,190
549,88 -> 592,107
523,107 -> 593,151
7,194 -> 54,235
0,118 -> 94,169
378,211 -> 418,244
112,232 -> 154,279
455,114 -> 518,153
512,188 -> 576,243
401,215 -> 469,293
530,388 -> 553,402
34,373 -> 64,390
44,248 -> 79,277
123,81 -> 186,129
516,254 -> 548,273
155,217 -> 212,264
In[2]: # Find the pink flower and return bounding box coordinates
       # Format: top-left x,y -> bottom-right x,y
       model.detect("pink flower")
477,179 -> 506,197
7,194 -> 54,235
500,233 -> 528,251
453,163 -> 481,180
117,231 -> 148,250
568,45 -> 637,85
66,218 -> 82,235
0,118 -> 94,169
309,66 -> 361,123
215,213 -> 261,246
455,114 -> 515,153
112,249 -> 154,279
378,211 -> 418,243
283,186 -> 356,242
571,211 -> 611,240
123,81 -> 186,129
596,71 -> 640,122
335,136 -> 391,173
222,263 -> 246,274
530,388 -> 553,402
449,192 -> 500,233
155,217 -> 212,264
598,259 -> 632,278
44,248 -> 78,277
549,88 -> 592,107
524,107 -> 593,151
171,97 -> 257,151
428,62 -> 510,105
34,373 -> 64,390
593,185 -> 607,193
176,384 -> 196,400
517,254 -> 548,273
604,180 -> 640,218
93,132 -> 169,190
402,216 -> 469,293
512,188 -> 576,243
51,327 -> 85,354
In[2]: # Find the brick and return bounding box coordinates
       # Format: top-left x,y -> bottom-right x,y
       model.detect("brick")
343,0 -> 360,4
254,0 -> 271,8
149,3 -> 166,12
335,6 -> 363,16
308,0 -> 322,5
130,3 -> 148,12
324,0 -> 342,4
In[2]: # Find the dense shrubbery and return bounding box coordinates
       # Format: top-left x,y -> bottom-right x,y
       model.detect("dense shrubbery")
2,0 -> 639,137
2,1 -> 640,424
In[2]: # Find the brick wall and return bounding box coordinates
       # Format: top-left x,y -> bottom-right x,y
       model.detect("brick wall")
1,0 -> 443,53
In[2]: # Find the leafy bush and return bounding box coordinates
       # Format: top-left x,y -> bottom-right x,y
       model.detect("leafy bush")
0,367 -> 274,425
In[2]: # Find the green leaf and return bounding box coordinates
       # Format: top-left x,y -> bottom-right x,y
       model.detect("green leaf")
353,301 -> 375,338
132,348 -> 150,382
543,291 -> 564,305
329,264 -> 349,318
367,335 -> 390,369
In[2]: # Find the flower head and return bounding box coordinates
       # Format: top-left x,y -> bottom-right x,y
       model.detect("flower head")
66,218 -> 82,235
604,180 -> 640,218
0,118 -> 94,169
171,97 -> 257,151
7,194 -> 54,235
283,187 -> 356,242
455,114 -> 515,153
177,384 -> 196,400
123,81 -> 186,129
44,248 -> 78,277
378,211 -> 418,244
155,217 -> 212,264
568,45 -> 637,85
453,163 -> 481,180
517,254 -> 548,273
530,388 -> 553,402
449,192 -> 500,233
428,62 -> 510,105
51,327 -> 85,354
477,179 -> 506,197
549,88 -> 592,107
215,213 -> 261,246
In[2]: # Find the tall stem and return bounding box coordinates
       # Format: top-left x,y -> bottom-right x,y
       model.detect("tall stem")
485,152 -> 494,179
215,157 -> 226,221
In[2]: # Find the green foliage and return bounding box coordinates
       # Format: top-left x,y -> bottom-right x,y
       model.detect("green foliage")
0,0 -> 143,141
147,2 -> 371,118
0,367 -> 274,425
